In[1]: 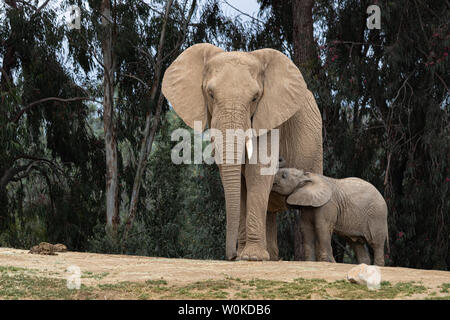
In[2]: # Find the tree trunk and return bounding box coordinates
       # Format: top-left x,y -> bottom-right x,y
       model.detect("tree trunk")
101,0 -> 119,232
292,0 -> 315,71
291,0 -> 316,261
125,93 -> 163,237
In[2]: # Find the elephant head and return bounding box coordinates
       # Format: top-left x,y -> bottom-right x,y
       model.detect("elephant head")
273,168 -> 332,207
162,43 -> 312,260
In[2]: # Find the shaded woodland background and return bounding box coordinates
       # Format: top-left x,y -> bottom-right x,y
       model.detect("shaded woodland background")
0,0 -> 448,270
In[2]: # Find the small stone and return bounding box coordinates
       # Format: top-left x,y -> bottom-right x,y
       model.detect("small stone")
29,242 -> 56,255
53,244 -> 68,252
29,245 -> 40,254
28,242 -> 68,255
347,264 -> 381,290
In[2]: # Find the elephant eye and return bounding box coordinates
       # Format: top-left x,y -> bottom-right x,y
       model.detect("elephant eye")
208,90 -> 214,99
282,172 -> 287,179
251,94 -> 258,102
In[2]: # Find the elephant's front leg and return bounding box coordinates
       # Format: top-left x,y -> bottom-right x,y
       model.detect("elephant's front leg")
314,207 -> 336,263
266,212 -> 278,260
300,208 -> 317,261
239,164 -> 274,261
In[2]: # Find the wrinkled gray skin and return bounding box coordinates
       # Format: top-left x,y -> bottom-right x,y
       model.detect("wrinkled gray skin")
273,168 -> 389,266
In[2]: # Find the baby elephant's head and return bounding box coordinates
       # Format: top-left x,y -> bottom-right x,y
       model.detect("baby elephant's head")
272,168 -> 311,196
272,168 -> 332,208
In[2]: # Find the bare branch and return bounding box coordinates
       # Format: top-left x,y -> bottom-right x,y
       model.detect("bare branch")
10,160 -> 40,181
35,0 -> 50,14
0,164 -> 29,190
329,40 -> 383,47
161,0 -> 197,63
222,0 -> 264,25
138,0 -> 199,27
1,154 -> 67,190
435,72 -> 449,92
136,46 -> 156,71
13,96 -> 102,123
121,73 -> 149,89
391,71 -> 414,105
13,155 -> 66,176
139,0 -> 165,16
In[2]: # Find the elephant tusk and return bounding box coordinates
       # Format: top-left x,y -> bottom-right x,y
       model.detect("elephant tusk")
211,136 -> 215,157
246,136 -> 253,160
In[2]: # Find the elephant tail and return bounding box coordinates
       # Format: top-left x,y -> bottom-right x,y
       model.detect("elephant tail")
385,231 -> 390,255
384,205 -> 390,255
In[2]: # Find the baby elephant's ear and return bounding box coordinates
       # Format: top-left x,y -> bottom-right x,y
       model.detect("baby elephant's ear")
287,174 -> 332,207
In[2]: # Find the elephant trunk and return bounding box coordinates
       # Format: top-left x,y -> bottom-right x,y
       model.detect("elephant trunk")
214,114 -> 249,260
220,163 -> 242,260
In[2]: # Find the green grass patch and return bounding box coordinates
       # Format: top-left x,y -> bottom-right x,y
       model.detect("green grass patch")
324,280 -> 427,299
0,273 -> 97,300
426,295 -> 450,300
0,266 -> 443,300
440,283 -> 450,293
0,266 -> 30,273
81,271 -> 109,280
145,279 -> 168,286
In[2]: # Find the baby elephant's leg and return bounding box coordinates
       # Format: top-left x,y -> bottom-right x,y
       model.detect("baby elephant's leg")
372,246 -> 385,266
314,207 -> 336,263
300,209 -> 316,261
371,239 -> 386,266
314,227 -> 335,262
351,241 -> 371,265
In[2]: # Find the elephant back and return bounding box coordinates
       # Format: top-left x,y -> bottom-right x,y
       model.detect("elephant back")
334,177 -> 387,242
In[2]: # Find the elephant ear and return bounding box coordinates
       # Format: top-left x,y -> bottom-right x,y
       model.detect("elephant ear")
250,48 -> 312,133
162,43 -> 224,132
287,173 -> 332,207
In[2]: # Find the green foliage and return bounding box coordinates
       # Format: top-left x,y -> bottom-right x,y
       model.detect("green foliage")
260,0 -> 449,269
181,162 -> 226,259
87,111 -> 226,259
0,3 -> 105,249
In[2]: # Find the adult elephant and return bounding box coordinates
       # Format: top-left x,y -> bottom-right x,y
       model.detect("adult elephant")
162,43 -> 323,261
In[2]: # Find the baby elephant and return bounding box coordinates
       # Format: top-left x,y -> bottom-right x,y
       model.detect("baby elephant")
273,168 -> 389,266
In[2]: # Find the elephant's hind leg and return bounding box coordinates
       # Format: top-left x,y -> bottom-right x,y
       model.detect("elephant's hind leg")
237,178 -> 247,257
351,241 -> 371,265
371,240 -> 385,266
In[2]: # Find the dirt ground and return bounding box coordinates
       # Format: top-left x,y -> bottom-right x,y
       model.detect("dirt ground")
1,247 -> 449,293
